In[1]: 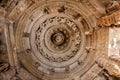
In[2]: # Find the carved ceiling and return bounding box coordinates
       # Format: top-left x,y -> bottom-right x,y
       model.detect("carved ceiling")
0,0 -> 120,80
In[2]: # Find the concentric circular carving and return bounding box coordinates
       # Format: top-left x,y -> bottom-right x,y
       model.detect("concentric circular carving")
31,16 -> 82,64
45,26 -> 70,51
15,0 -> 98,80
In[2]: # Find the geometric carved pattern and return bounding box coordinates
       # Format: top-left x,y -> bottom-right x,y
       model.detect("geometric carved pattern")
0,0 -> 111,80
14,1 -> 108,80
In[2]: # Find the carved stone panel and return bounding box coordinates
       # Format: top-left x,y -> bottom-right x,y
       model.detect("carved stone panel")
0,0 -> 117,80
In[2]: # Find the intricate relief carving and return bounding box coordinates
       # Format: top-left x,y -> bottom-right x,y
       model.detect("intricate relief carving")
35,16 -> 81,62
8,0 -> 32,20
81,0 -> 105,17
81,64 -> 102,80
98,10 -> 120,27
106,1 -> 120,14
98,1 -> 120,27
4,0 -> 108,80
96,57 -> 120,78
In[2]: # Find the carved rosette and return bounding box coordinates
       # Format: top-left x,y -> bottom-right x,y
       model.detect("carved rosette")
32,16 -> 82,63
12,0 -> 107,80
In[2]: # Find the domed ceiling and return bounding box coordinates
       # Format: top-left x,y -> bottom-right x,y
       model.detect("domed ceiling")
0,0 -> 120,80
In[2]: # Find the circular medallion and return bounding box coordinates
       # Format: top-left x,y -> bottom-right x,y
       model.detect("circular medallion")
15,1 -> 97,80
31,15 -> 82,66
